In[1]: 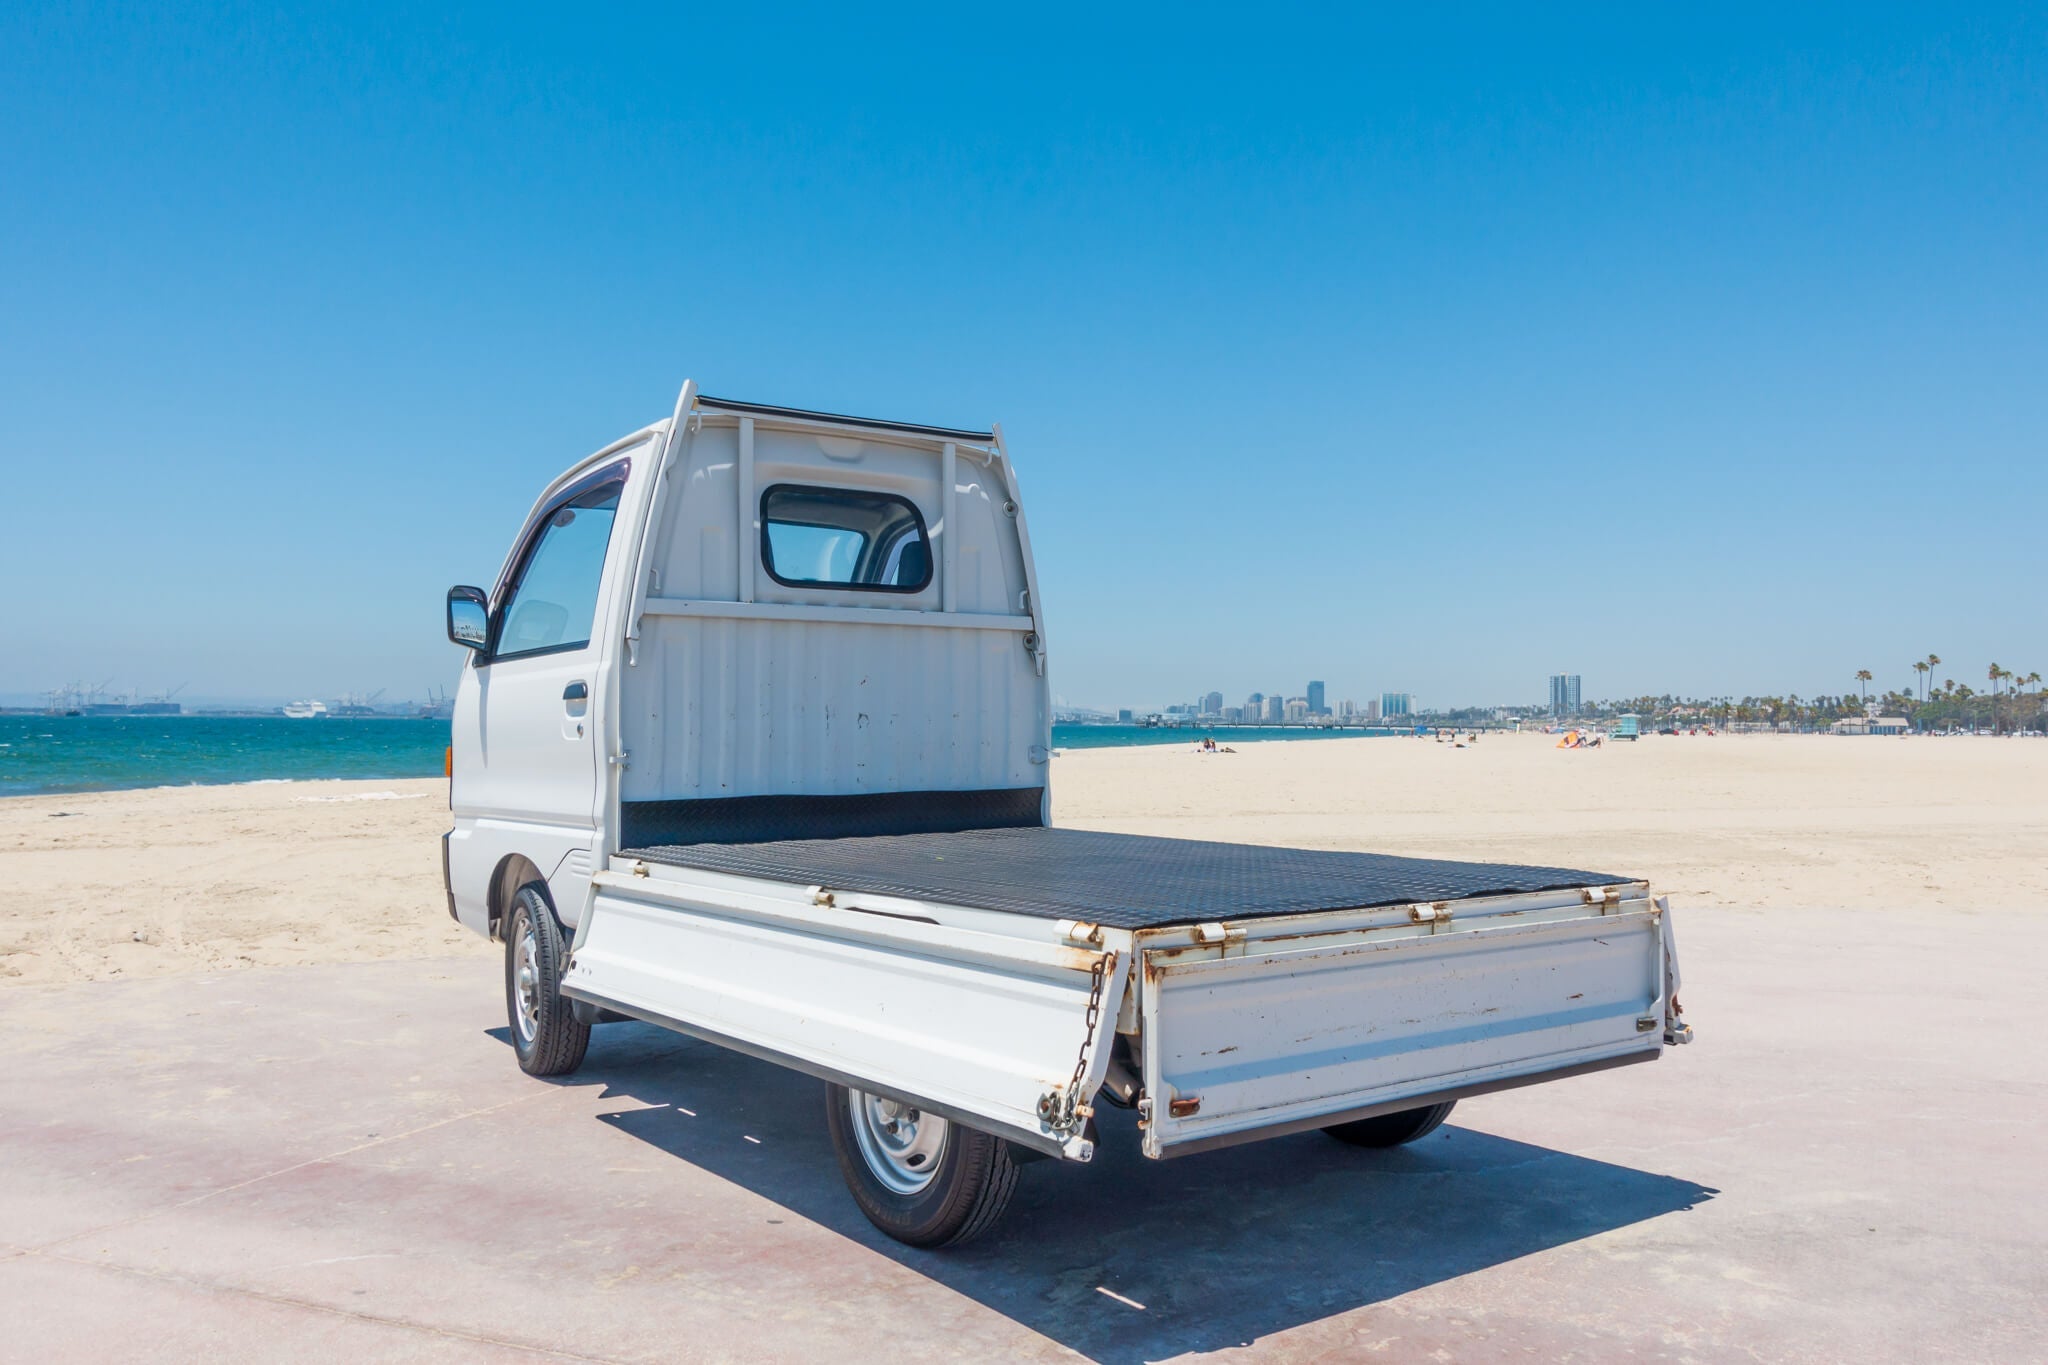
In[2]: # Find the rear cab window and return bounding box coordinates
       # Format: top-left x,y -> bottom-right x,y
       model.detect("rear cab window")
760,484 -> 931,592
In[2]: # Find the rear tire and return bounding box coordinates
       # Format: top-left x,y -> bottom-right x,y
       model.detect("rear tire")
504,884 -> 589,1078
1323,1100 -> 1456,1148
825,1084 -> 1018,1247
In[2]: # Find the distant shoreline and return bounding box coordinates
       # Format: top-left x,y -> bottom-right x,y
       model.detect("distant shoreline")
1051,723 -> 1417,751
7,713 -> 2003,801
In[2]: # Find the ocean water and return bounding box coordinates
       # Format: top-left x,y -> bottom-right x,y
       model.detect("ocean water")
0,715 -> 453,797
0,715 -> 1400,797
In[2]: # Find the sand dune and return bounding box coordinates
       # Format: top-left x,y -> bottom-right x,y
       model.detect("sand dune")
4,732 -> 2043,985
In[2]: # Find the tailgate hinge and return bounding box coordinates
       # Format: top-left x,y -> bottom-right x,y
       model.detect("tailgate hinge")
1583,885 -> 1625,913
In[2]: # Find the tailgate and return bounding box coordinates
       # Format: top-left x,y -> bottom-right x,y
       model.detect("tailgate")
1137,887 -> 1674,1157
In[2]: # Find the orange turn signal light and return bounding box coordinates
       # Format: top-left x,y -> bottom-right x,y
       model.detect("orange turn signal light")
445,745 -> 453,778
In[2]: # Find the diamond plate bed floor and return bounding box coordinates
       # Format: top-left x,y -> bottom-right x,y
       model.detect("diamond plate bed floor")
619,826 -> 1637,931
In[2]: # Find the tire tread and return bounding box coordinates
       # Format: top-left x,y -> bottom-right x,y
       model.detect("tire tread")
826,1084 -> 1020,1247
1323,1099 -> 1456,1148
945,1137 -> 1019,1247
507,884 -> 589,1078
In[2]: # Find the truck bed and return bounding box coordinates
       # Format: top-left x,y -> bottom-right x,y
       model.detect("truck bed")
618,826 -> 1633,929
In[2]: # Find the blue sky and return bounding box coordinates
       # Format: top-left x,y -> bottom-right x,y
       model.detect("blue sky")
3,5 -> 2043,710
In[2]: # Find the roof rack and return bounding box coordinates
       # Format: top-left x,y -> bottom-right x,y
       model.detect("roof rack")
696,394 -> 995,443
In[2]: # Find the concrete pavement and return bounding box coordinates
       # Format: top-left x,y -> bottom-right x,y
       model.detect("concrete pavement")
2,905 -> 2042,1362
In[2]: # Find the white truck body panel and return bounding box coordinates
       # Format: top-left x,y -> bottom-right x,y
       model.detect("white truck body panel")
564,861 -> 1124,1159
616,405 -> 1046,810
1134,889 -> 1668,1157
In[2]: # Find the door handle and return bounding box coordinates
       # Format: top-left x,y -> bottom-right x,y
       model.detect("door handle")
563,682 -> 588,702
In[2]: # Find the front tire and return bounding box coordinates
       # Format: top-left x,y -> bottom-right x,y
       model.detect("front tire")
1324,1100 -> 1456,1148
825,1084 -> 1018,1247
504,884 -> 589,1077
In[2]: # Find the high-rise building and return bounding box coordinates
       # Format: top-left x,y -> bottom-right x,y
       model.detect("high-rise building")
1338,699 -> 1356,719
1285,698 -> 1309,722
1264,695 -> 1284,722
1549,674 -> 1582,717
1203,691 -> 1224,716
1246,691 -> 1263,714
1381,692 -> 1412,718
1117,709 -> 1133,722
1307,680 -> 1326,716
1365,698 -> 1381,722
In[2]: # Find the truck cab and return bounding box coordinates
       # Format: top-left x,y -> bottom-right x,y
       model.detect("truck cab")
442,384 -> 1045,945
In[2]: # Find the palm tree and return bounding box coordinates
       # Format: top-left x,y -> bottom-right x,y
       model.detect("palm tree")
1926,654 -> 1942,703
1855,669 -> 1873,703
1951,681 -> 1976,732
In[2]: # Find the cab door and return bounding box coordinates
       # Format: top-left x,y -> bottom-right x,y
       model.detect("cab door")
455,460 -> 632,920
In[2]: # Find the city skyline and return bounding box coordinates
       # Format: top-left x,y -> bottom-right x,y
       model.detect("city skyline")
1102,677 -> 1422,724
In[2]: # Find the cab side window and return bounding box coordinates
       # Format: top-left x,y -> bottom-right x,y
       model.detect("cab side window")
495,470 -> 625,660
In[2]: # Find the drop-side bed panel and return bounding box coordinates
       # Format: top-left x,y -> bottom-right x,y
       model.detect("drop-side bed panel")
1138,897 -> 1670,1157
562,866 -> 1126,1159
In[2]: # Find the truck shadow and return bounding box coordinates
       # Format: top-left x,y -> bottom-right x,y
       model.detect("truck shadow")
530,1023 -> 1714,1363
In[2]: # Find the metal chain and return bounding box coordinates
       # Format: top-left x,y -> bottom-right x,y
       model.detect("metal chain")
1040,950 -> 1115,1134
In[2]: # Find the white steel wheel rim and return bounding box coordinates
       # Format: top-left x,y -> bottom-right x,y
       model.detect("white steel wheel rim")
512,919 -> 541,1045
848,1089 -> 949,1195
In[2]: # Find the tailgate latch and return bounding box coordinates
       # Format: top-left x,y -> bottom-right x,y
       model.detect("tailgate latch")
1409,902 -> 1453,930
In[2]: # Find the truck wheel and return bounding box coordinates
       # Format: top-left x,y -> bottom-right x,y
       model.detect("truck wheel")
1324,1100 -> 1456,1148
825,1084 -> 1018,1247
504,884 -> 589,1077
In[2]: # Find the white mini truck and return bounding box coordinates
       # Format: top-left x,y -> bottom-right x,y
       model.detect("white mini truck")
442,381 -> 1692,1248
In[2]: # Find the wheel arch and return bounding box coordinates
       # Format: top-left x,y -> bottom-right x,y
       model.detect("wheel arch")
487,854 -> 549,941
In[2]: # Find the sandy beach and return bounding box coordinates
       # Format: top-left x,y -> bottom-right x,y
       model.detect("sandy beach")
4,731 -> 2044,986
6,732 -> 2045,1361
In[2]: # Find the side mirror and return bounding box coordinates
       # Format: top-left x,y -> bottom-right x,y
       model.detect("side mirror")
446,586 -> 490,653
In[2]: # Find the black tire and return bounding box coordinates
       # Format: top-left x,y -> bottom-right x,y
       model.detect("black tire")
504,884 -> 589,1078
1323,1100 -> 1456,1148
825,1083 -> 1018,1248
